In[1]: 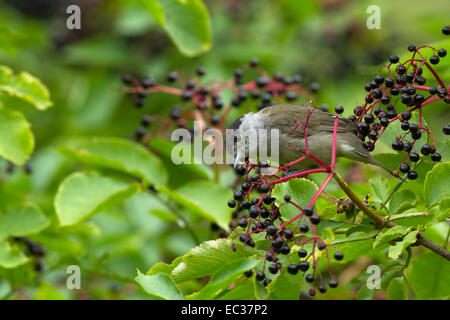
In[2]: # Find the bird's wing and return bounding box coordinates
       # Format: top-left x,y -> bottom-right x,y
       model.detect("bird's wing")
259,104 -> 357,139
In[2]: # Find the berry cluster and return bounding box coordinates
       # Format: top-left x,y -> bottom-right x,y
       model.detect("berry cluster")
225,109 -> 344,296
120,59 -> 316,144
335,43 -> 449,180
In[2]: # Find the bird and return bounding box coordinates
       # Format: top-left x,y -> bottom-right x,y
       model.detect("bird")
226,103 -> 394,175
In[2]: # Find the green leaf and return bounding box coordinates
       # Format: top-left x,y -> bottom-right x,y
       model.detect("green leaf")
0,65 -> 52,110
389,189 -> 418,214
356,284 -> 375,300
272,178 -> 318,220
161,181 -> 233,230
135,270 -> 183,300
54,171 -> 140,226
0,204 -> 49,240
141,0 -> 211,57
373,226 -> 410,249
187,258 -> 259,300
369,176 -> 389,203
266,272 -> 302,300
0,240 -> 28,268
172,239 -> 263,283
149,209 -> 177,222
148,138 -> 212,180
388,230 -> 419,260
218,282 -> 255,300
0,109 -> 34,165
147,257 -> 183,276
424,162 -> 450,208
59,137 -> 167,187
406,252 -> 450,299
387,277 -> 408,300
34,283 -> 66,300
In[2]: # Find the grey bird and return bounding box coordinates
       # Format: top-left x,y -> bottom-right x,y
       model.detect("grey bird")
227,104 -> 394,175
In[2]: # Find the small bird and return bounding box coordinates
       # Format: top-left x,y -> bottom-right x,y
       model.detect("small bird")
227,104 -> 394,175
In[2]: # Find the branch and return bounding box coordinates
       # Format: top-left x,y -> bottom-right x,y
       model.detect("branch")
333,171 -> 450,261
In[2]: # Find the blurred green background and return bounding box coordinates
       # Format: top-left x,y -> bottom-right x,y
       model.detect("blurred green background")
0,0 -> 448,299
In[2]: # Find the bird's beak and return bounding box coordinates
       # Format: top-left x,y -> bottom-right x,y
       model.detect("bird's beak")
234,150 -> 242,168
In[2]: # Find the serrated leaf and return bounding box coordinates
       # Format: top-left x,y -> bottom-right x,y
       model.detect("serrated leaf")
406,252 -> 450,299
0,65 -> 52,110
388,230 -> 418,260
59,137 -> 167,188
424,162 -> 450,208
135,270 -> 183,300
387,277 -> 408,300
140,0 -> 212,57
0,109 -> 34,165
0,240 -> 28,268
389,189 -> 418,214
373,226 -> 410,249
272,178 -> 318,220
172,239 -> 263,283
160,181 -> 233,230
54,171 -> 140,226
369,176 -> 389,203
147,256 -> 183,276
266,272 -> 302,300
0,204 -> 49,240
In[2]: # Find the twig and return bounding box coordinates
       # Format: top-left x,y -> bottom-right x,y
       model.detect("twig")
333,171 -> 450,261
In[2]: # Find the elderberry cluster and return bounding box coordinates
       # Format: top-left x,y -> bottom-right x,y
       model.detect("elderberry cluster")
227,160 -> 342,296
120,59 -> 316,145
334,42 -> 449,180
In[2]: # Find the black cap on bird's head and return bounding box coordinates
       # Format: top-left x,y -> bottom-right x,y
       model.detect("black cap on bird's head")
228,115 -> 244,131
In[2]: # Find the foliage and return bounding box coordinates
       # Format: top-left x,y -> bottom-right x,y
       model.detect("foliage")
0,0 -> 448,301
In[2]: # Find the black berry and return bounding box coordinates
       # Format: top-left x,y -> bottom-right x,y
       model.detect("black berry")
399,162 -> 410,173
299,224 -> 309,233
266,225 -> 277,236
334,251 -> 344,261
421,144 -> 433,155
228,200 -> 236,208
303,206 -> 313,217
256,271 -> 265,281
244,269 -> 253,277
298,249 -> 307,258
430,55 -> 440,65
167,71 -> 177,82
389,55 -> 399,63
438,48 -> 447,57
335,105 -> 344,114
298,261 -> 310,272
329,279 -> 338,288
268,264 -> 278,274
287,264 -> 298,275
431,152 -> 441,162
407,170 -> 418,180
